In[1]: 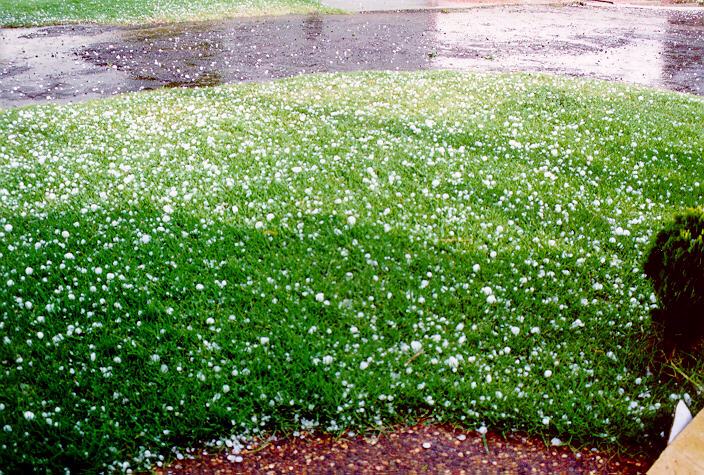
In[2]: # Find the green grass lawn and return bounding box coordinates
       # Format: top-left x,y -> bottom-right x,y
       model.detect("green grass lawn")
1,71 -> 703,471
0,0 -> 334,27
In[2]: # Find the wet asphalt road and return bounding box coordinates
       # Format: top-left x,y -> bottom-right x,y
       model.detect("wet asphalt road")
1,4 -> 703,107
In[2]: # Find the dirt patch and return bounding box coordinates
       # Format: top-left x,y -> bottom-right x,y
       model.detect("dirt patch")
1,4 -> 703,107
157,424 -> 655,474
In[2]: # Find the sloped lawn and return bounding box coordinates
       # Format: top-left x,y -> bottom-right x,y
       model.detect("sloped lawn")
1,71 -> 703,471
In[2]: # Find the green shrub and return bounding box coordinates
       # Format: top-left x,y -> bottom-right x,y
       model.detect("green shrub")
644,208 -> 704,348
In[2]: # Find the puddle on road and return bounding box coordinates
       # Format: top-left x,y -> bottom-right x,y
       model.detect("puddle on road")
320,0 -> 555,12
0,25 -> 161,104
1,5 -> 703,107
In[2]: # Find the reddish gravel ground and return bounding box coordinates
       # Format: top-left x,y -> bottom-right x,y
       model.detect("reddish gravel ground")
156,424 -> 656,474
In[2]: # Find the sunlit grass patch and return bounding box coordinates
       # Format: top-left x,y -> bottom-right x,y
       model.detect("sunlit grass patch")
0,0 -> 337,27
1,71 -> 703,471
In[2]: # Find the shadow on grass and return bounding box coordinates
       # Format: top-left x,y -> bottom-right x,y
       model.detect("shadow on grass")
0,203 -> 667,471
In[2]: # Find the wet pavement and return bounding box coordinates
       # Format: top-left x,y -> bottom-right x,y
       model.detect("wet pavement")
321,0 -> 560,12
1,4 -> 703,107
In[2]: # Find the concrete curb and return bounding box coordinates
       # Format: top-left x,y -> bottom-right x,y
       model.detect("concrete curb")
648,408 -> 704,474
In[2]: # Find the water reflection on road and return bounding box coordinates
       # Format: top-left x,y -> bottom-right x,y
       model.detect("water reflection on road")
1,5 -> 702,107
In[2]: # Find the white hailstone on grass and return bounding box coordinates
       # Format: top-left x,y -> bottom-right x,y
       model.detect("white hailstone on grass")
196,284 -> 205,291
347,215 -> 356,226
94,267 -> 102,275
150,354 -> 160,362
544,370 -> 553,378
571,319 -> 585,329
36,332 -> 43,339
266,213 -> 275,222
160,364 -> 169,373
61,230 -> 70,238
140,234 -> 151,244
3,224 -> 12,233
222,385 -> 230,393
446,356 -> 459,369
510,326 -> 520,336
260,337 -> 270,345
410,341 -> 422,353
542,417 -> 551,425
322,356 -> 333,365
25,267 -> 33,276
359,361 -> 369,370
486,295 -> 497,305
472,264 -> 480,273
206,317 -> 215,325
350,326 -> 359,335
315,293 -> 325,302
477,426 -> 487,435
23,411 -> 35,421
